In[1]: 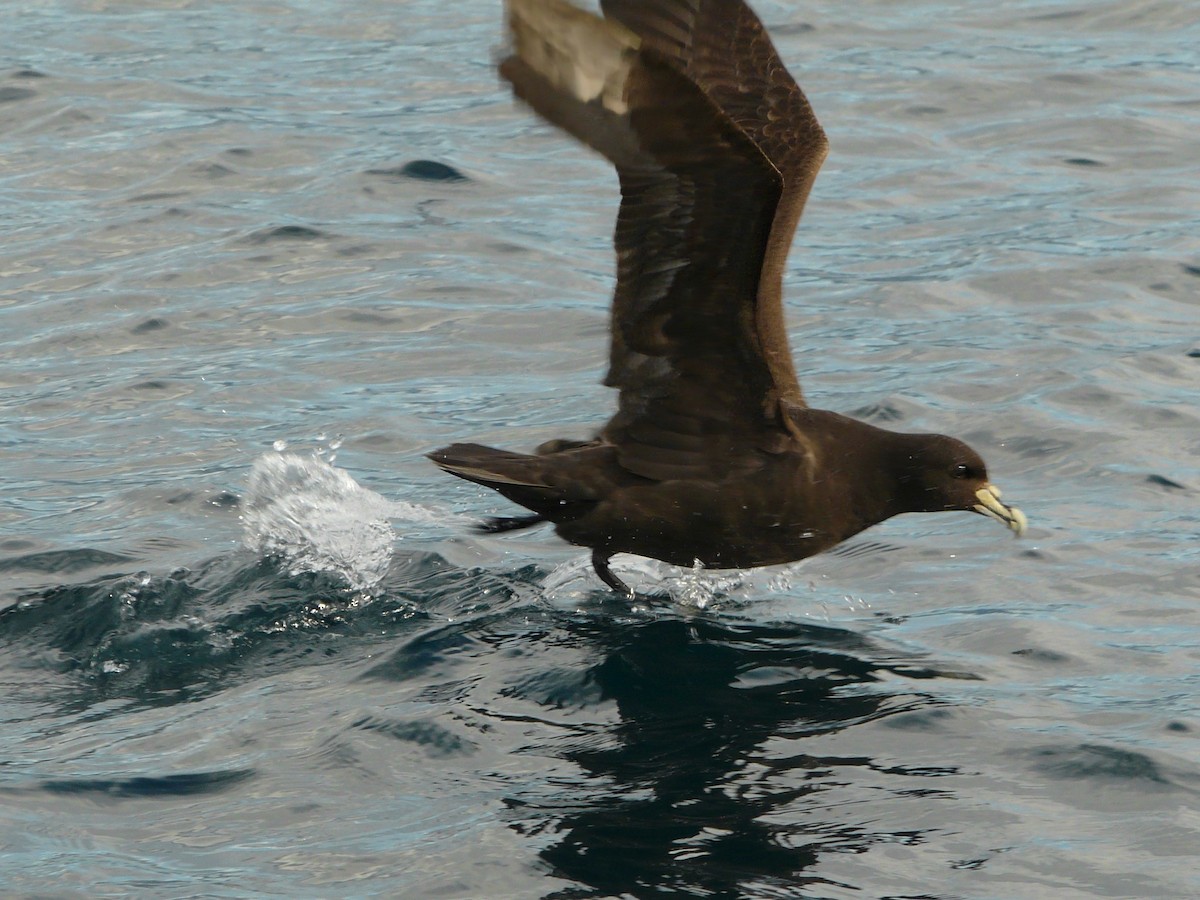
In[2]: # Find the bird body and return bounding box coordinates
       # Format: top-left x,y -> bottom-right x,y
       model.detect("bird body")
429,0 -> 1026,595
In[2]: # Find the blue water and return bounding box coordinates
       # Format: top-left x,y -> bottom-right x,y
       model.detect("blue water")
3,0 -> 1199,896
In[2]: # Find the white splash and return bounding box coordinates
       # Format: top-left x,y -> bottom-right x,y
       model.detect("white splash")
541,554 -> 814,609
241,451 -> 397,593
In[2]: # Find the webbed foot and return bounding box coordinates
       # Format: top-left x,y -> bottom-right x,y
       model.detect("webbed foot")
592,549 -> 634,598
473,514 -> 547,534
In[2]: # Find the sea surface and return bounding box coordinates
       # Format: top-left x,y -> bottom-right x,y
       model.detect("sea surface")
2,0 -> 1199,896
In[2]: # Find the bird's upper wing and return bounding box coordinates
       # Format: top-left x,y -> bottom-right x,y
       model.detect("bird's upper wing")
501,0 -> 827,481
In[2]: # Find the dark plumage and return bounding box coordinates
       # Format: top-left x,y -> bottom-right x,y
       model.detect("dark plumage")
429,0 -> 1026,595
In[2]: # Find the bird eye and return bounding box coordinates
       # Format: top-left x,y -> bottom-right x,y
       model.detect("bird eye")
952,463 -> 970,479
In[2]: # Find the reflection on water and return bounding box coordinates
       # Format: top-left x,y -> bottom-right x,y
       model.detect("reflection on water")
507,616 -> 959,897
2,533 -> 1198,895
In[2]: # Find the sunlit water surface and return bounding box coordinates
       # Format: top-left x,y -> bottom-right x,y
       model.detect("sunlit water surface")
2,0 -> 1199,896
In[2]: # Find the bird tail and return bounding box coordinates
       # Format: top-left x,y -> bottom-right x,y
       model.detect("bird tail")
427,442 -> 597,521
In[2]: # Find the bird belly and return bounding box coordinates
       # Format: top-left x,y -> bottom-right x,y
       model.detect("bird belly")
555,474 -> 840,570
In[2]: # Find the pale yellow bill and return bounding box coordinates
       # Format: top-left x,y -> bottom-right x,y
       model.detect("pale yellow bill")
974,485 -> 1027,537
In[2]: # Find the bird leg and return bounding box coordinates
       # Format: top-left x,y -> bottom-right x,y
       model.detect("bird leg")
592,549 -> 633,597
473,514 -> 547,534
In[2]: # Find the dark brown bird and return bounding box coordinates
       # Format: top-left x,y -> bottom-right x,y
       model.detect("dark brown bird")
429,0 -> 1026,596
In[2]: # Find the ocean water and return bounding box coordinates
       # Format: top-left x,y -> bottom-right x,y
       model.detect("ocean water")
2,0 -> 1198,896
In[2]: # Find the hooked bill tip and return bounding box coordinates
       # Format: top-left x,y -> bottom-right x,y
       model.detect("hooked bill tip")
974,485 -> 1027,537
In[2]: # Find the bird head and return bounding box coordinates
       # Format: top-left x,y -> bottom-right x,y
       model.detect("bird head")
894,434 -> 1026,536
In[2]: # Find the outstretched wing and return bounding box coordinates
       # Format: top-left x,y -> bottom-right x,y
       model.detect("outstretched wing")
601,0 -> 828,408
501,0 -> 827,481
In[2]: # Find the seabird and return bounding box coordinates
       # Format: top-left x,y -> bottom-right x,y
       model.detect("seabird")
429,0 -> 1027,596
